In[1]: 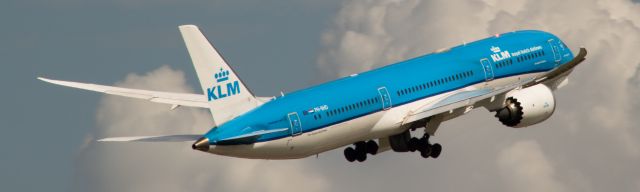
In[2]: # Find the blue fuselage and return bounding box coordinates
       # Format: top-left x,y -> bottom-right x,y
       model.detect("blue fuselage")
205,30 -> 574,145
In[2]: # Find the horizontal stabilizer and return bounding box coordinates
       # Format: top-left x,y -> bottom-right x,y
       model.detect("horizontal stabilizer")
38,77 -> 209,108
98,134 -> 202,142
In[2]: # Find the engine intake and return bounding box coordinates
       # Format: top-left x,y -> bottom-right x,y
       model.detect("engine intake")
495,97 -> 524,126
494,84 -> 556,128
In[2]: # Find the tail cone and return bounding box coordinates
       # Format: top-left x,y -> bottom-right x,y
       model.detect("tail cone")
192,137 -> 210,151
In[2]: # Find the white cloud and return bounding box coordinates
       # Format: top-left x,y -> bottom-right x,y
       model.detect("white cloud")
76,0 -> 640,191
316,0 -> 640,191
76,66 -> 328,192
497,140 -> 566,192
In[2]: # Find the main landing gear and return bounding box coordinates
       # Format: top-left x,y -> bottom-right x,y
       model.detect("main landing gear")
344,140 -> 378,162
407,134 -> 442,159
389,129 -> 442,159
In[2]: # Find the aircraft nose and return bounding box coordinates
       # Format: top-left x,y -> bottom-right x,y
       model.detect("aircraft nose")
192,137 -> 210,152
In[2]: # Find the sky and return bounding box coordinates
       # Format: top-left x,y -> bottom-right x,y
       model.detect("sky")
2,0 -> 640,191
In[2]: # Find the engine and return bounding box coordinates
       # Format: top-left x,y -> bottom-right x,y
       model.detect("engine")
495,84 -> 556,128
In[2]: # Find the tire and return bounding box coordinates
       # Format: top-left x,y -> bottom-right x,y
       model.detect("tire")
420,145 -> 432,158
366,140 -> 379,155
344,147 -> 356,162
430,143 -> 442,158
355,141 -> 366,150
356,150 -> 367,162
417,137 -> 428,151
408,137 -> 419,152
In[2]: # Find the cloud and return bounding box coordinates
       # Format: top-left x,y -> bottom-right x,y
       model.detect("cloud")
75,0 -> 640,191
497,140 -> 566,192
75,66 -> 328,192
316,0 -> 640,191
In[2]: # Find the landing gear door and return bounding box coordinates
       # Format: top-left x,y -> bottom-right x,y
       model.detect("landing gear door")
378,87 -> 392,110
287,112 -> 302,136
480,58 -> 494,82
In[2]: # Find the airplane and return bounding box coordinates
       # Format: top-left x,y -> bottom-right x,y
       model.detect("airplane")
39,25 -> 587,162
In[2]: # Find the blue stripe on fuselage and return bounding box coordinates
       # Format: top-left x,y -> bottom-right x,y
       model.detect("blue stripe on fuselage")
206,30 -> 573,144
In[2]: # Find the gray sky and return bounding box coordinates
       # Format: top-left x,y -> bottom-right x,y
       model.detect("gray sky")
3,0 -> 640,192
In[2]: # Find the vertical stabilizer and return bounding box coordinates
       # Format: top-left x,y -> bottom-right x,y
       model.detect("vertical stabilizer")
179,25 -> 259,126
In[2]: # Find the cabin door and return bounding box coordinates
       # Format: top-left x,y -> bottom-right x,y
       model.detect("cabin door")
377,87 -> 392,110
548,39 -> 561,66
287,112 -> 302,136
480,58 -> 495,82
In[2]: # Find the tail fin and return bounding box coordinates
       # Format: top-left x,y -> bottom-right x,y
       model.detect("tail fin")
179,25 -> 260,126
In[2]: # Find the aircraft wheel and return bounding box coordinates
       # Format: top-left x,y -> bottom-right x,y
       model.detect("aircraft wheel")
430,143 -> 442,158
408,137 -> 419,152
420,145 -> 432,158
344,147 -> 356,162
355,141 -> 367,152
417,137 -> 429,152
366,140 -> 379,155
356,150 -> 367,162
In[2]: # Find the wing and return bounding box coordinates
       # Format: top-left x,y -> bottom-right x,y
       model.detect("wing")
38,77 -> 209,109
403,77 -> 535,124
524,48 -> 587,87
98,134 -> 202,142
403,47 -> 587,125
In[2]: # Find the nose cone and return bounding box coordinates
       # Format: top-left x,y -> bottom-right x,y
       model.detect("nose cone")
192,137 -> 210,152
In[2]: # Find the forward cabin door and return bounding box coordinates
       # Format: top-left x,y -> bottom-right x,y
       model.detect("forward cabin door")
548,39 -> 561,66
480,58 -> 495,82
378,87 -> 392,110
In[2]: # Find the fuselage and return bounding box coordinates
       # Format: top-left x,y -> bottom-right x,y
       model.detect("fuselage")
204,30 -> 574,159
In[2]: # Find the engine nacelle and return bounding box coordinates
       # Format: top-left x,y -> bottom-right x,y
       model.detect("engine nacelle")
495,84 -> 556,128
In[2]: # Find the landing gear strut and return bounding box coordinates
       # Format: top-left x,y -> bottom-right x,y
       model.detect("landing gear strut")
344,140 -> 378,162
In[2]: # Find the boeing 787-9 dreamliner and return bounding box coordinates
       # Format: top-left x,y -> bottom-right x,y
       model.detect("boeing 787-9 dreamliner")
40,25 -> 586,162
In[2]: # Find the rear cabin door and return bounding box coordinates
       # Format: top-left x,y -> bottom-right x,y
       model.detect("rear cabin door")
287,112 -> 302,136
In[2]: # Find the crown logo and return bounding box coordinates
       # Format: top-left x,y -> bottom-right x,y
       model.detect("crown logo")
214,68 -> 230,82
490,46 -> 501,53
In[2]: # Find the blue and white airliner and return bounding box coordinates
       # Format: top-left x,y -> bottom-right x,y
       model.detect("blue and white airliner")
40,25 -> 586,162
